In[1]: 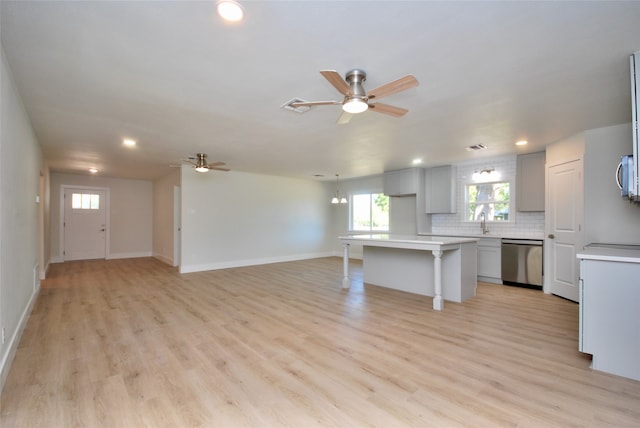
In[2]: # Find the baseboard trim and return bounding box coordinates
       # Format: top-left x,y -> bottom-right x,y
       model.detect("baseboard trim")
40,261 -> 50,280
180,252 -> 334,274
153,253 -> 174,266
478,276 -> 503,285
107,251 -> 152,260
0,285 -> 39,395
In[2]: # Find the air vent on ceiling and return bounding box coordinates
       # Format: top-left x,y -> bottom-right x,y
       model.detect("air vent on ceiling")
466,144 -> 488,151
281,98 -> 311,113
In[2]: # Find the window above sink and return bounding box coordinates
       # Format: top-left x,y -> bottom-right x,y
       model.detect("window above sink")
465,181 -> 512,222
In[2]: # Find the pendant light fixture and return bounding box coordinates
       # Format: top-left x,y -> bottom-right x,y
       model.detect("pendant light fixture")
331,174 -> 348,204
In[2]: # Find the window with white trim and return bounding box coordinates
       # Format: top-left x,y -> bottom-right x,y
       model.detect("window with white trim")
465,182 -> 510,221
351,193 -> 389,231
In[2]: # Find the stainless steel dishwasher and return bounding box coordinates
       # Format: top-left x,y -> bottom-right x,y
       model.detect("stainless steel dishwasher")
501,239 -> 543,289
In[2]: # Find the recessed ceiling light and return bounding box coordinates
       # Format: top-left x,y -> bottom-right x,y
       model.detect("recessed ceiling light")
88,168 -> 98,174
123,138 -> 137,147
217,0 -> 244,22
412,158 -> 423,165
515,140 -> 528,146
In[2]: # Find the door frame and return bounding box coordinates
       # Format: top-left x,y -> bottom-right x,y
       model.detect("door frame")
173,185 -> 181,267
60,185 -> 110,261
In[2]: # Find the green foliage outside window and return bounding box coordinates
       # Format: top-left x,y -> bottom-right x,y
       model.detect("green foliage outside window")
352,193 -> 389,231
466,182 -> 510,221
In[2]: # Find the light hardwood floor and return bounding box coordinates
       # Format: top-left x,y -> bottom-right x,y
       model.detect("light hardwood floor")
1,257 -> 639,427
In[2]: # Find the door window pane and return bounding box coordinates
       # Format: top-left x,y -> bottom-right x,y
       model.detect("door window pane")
72,193 -> 100,210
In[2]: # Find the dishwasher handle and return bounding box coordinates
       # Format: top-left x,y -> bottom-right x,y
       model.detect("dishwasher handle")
501,239 -> 543,246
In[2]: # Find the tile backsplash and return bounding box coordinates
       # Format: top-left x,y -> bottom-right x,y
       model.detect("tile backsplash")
430,155 -> 545,238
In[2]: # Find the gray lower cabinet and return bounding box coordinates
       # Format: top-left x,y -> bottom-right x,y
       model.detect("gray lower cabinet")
477,237 -> 502,283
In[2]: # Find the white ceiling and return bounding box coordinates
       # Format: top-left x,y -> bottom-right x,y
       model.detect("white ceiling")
2,1 -> 640,181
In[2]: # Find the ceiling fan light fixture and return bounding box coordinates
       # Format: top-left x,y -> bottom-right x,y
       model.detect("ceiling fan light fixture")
217,0 -> 244,22
195,153 -> 209,172
342,98 -> 368,114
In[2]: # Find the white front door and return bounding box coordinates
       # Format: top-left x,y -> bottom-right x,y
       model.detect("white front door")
64,188 -> 107,261
546,159 -> 583,302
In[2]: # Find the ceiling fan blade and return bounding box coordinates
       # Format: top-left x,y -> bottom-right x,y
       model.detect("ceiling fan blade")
369,102 -> 409,117
336,111 -> 352,125
320,70 -> 352,96
291,100 -> 342,107
367,75 -> 418,100
210,166 -> 230,172
207,161 -> 226,167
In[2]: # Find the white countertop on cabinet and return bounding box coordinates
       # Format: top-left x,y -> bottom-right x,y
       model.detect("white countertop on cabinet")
419,233 -> 544,240
577,246 -> 640,264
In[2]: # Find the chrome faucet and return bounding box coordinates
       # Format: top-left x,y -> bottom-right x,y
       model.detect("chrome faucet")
480,212 -> 489,235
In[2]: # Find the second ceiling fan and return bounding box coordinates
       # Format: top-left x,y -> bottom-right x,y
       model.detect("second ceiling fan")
291,69 -> 419,124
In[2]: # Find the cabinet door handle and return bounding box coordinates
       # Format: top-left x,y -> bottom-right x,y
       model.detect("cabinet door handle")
548,234 -> 555,239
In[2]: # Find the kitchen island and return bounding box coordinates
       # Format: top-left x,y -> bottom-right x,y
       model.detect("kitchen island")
339,234 -> 478,310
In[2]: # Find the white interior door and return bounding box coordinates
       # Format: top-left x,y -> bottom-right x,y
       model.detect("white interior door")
547,159 -> 583,302
64,188 -> 107,261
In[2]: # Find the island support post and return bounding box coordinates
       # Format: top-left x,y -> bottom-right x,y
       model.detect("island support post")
342,242 -> 350,288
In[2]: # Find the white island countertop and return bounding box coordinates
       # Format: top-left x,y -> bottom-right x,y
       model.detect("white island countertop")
339,234 -> 478,249
577,245 -> 640,264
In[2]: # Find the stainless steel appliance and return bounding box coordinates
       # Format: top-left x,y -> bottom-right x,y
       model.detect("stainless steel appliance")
501,239 -> 543,289
616,154 -> 637,200
617,50 -> 640,203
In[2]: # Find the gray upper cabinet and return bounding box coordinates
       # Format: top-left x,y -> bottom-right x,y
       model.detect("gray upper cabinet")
383,168 -> 419,196
425,165 -> 456,213
517,151 -> 545,212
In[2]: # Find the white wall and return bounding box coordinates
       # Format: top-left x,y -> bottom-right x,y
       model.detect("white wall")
180,169 -> 333,272
584,123 -> 640,245
0,48 -> 43,392
153,170 -> 180,265
49,173 -> 153,261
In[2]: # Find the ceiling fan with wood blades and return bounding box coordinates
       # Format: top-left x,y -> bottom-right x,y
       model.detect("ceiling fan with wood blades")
181,153 -> 230,173
290,69 -> 418,124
